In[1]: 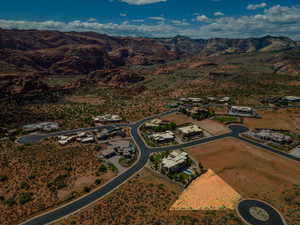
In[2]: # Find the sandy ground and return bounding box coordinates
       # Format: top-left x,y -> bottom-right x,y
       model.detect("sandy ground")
173,138 -> 300,211
162,113 -> 194,126
244,109 -> 300,134
197,119 -> 230,135
171,169 -> 241,210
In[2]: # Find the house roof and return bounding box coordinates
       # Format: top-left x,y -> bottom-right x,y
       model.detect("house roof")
177,125 -> 202,134
231,106 -> 253,112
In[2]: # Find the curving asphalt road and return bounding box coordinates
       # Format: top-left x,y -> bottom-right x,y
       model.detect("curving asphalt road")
18,110 -> 299,225
237,199 -> 287,225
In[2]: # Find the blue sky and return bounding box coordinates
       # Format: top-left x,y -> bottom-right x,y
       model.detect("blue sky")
0,0 -> 300,39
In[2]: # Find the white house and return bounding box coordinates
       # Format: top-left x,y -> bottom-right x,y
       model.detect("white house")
229,106 -> 256,117
177,125 -> 203,140
161,151 -> 188,173
93,114 -> 122,123
149,131 -> 175,143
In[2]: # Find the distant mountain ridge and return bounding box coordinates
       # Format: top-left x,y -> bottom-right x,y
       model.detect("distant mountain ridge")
0,28 -> 299,97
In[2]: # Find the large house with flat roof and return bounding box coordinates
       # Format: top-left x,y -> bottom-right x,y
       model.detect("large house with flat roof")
282,96 -> 300,103
177,124 -> 203,140
161,151 -> 189,174
93,114 -> 122,123
149,131 -> 175,143
229,106 -> 257,117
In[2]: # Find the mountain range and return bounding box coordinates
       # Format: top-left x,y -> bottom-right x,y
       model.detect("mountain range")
0,28 -> 299,97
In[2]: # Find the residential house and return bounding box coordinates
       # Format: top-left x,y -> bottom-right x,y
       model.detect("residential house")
93,114 -> 122,123
144,119 -> 163,129
229,106 -> 257,117
250,129 -> 292,144
149,131 -> 175,143
282,96 -> 300,103
161,151 -> 189,174
23,122 -> 59,132
219,97 -> 231,103
177,125 -> 203,140
101,149 -> 116,159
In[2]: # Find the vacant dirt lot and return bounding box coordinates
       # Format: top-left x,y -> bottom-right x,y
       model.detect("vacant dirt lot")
162,113 -> 194,126
197,119 -> 230,135
171,169 -> 241,210
162,114 -> 229,135
184,138 -> 300,224
244,109 -> 300,134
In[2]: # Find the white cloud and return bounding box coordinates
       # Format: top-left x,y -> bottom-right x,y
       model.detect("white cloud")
247,2 -> 267,10
170,20 -> 190,26
132,19 -> 145,23
148,16 -> 165,21
88,18 -> 97,22
120,13 -> 127,17
0,5 -> 300,40
119,0 -> 167,5
214,12 -> 224,16
194,15 -> 209,22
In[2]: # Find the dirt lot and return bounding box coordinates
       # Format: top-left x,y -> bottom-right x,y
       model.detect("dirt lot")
171,169 -> 241,210
162,113 -> 229,136
197,119 -> 230,135
54,168 -> 244,225
244,109 -> 300,134
184,138 -> 300,224
0,140 -> 115,225
162,113 -> 194,126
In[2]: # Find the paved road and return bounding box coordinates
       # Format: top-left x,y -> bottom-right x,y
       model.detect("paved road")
19,110 -> 299,225
237,199 -> 287,225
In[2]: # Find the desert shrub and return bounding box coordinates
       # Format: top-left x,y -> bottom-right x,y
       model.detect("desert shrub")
20,181 -> 30,190
108,163 -> 118,173
48,174 -> 68,191
28,174 -> 36,180
19,192 -> 33,205
95,179 -> 102,185
5,198 -> 16,207
0,175 -> 8,182
84,186 -> 91,193
98,165 -> 107,173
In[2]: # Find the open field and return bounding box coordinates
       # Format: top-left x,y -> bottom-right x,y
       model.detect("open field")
184,138 -> 300,224
0,139 -> 115,225
244,109 -> 300,134
54,168 -> 244,225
